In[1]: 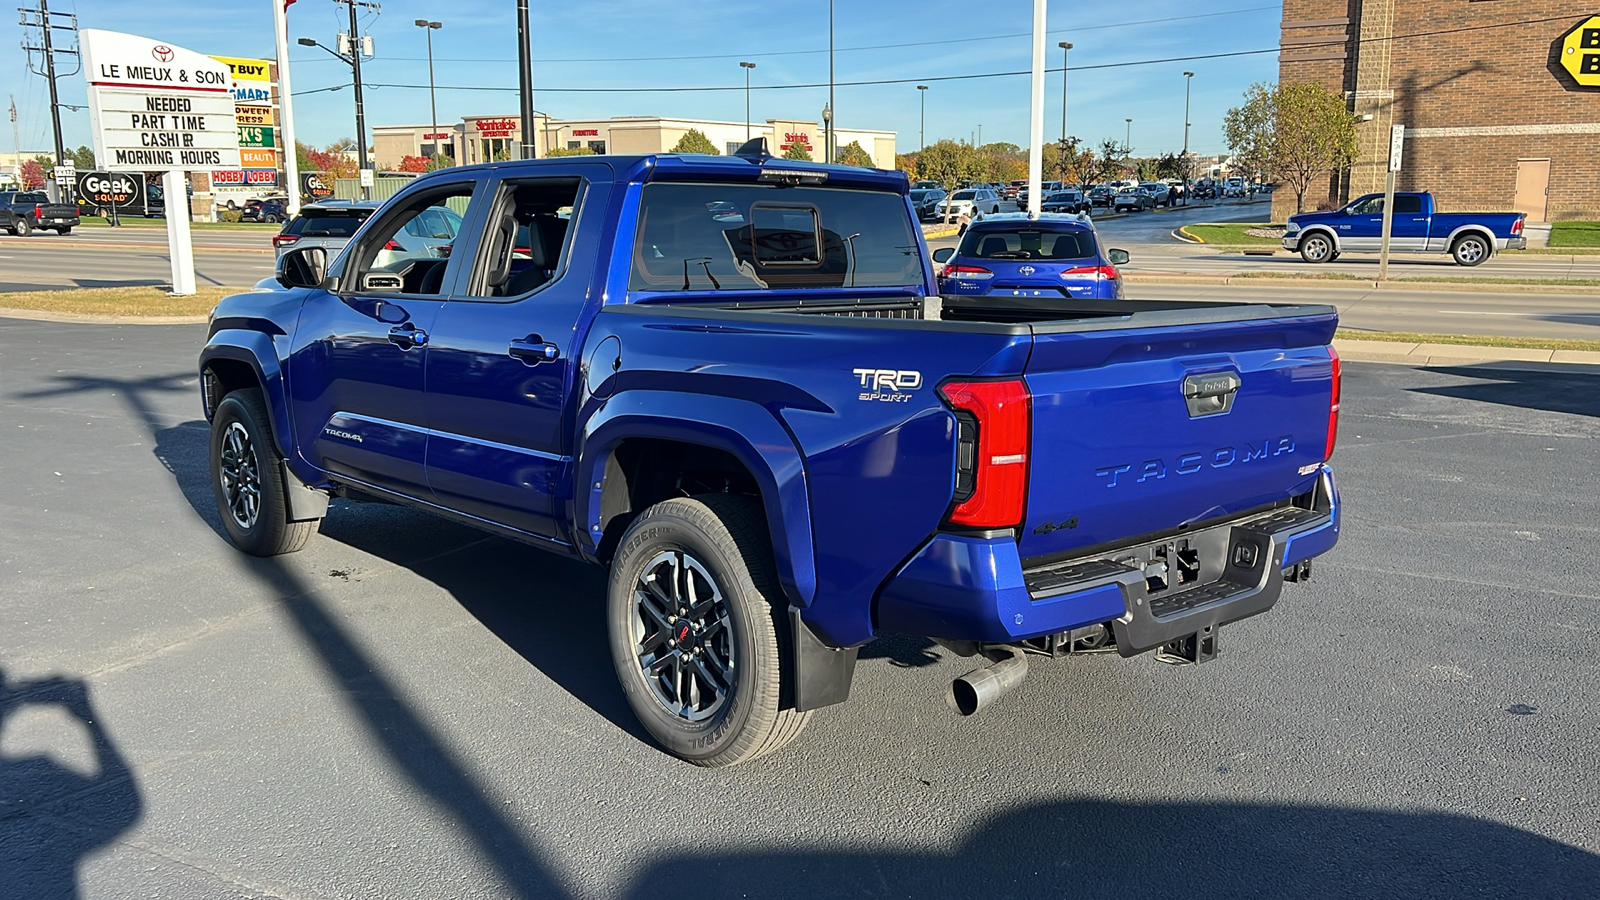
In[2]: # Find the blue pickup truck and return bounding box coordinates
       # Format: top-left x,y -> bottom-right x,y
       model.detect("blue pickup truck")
1283,191 -> 1526,266
200,142 -> 1343,766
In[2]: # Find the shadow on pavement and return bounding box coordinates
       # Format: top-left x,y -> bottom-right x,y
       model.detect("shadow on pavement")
0,670 -> 142,900
1411,365 -> 1600,418
619,798 -> 1600,900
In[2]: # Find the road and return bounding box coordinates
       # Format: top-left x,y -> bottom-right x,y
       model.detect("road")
3,318 -> 1597,898
0,233 -> 274,292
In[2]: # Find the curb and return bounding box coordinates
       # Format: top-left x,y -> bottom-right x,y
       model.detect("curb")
0,307 -> 210,325
1122,273 -> 1600,294
1173,227 -> 1204,244
1334,338 -> 1600,372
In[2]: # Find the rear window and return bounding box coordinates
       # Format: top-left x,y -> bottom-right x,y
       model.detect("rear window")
285,208 -> 373,238
958,229 -> 1098,261
630,183 -> 921,292
951,190 -> 975,200
15,192 -> 48,204
1393,195 -> 1423,215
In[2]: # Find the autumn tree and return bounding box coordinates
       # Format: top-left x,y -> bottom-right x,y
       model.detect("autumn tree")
300,141 -> 357,181
671,129 -> 720,155
396,155 -> 431,173
895,152 -> 920,182
916,140 -> 981,223
836,140 -> 873,168
782,141 -> 814,161
1225,80 -> 1358,213
1093,138 -> 1128,185
543,146 -> 595,157
19,159 -> 44,190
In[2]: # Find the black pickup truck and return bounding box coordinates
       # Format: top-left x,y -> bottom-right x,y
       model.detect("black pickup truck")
0,190 -> 81,236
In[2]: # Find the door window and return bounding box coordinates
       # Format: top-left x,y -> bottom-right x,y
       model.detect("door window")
468,177 -> 584,300
1392,195 -> 1423,215
1350,196 -> 1384,215
344,183 -> 478,296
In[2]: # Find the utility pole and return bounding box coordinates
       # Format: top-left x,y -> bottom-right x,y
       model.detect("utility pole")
19,0 -> 78,201
416,20 -> 442,165
740,62 -> 756,141
345,0 -> 369,196
517,0 -> 536,160
826,0 -> 834,163
1181,71 -> 1194,206
916,85 -> 927,151
1058,41 -> 1071,184
9,95 -> 20,182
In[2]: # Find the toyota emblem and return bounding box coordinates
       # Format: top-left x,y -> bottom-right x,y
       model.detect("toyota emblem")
152,45 -> 174,62
1018,265 -> 1036,276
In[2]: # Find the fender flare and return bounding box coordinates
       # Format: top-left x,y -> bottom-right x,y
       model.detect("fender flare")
199,331 -> 295,463
1298,226 -> 1341,253
575,389 -> 817,609
1444,224 -> 1496,251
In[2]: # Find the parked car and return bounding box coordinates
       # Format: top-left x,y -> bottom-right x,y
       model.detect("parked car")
911,180 -> 941,191
1283,191 -> 1526,266
0,190 -> 81,235
938,187 -> 1001,218
1040,189 -> 1091,215
933,212 -> 1127,299
239,198 -> 289,224
1002,180 -> 1026,200
1087,186 -> 1114,208
1113,188 -> 1155,212
909,188 -> 947,220
271,200 -> 383,258
1139,182 -> 1175,208
1015,181 -> 1061,209
204,146 -> 1342,766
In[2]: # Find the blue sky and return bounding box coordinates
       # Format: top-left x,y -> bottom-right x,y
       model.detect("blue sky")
3,0 -> 1284,159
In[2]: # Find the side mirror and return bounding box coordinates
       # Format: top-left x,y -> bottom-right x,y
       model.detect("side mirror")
277,246 -> 328,289
931,247 -> 955,264
1107,248 -> 1130,265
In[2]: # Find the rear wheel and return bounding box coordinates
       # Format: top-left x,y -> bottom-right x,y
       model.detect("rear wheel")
1299,232 -> 1334,263
210,389 -> 314,557
607,495 -> 810,767
1452,234 -> 1491,267
56,226 -> 71,235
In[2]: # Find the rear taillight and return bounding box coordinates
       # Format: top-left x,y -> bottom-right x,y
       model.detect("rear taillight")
271,234 -> 299,249
1064,264 -> 1120,280
383,239 -> 401,251
1512,217 -> 1524,235
943,265 -> 993,281
939,379 -> 1031,528
33,204 -> 43,219
1325,347 -> 1342,461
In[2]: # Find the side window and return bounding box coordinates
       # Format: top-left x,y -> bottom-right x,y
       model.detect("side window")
1351,196 -> 1383,215
346,183 -> 477,296
468,177 -> 583,299
1392,195 -> 1423,215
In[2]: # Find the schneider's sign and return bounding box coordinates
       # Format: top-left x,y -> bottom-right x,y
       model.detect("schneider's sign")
80,29 -> 241,171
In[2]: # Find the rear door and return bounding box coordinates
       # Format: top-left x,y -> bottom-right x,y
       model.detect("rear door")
1016,308 -> 1338,562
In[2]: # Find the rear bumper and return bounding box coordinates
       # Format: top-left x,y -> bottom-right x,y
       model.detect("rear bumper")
876,468 -> 1340,649
1503,236 -> 1526,251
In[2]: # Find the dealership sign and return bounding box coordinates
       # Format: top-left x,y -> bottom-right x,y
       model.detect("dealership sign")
80,29 -> 240,171
1560,16 -> 1600,87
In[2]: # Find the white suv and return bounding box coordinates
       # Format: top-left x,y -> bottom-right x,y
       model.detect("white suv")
937,188 -> 1001,218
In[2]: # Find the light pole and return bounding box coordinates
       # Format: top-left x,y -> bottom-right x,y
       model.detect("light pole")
821,103 -> 832,162
1125,118 -> 1133,157
297,34 -> 371,198
917,85 -> 928,151
1057,42 -> 1072,145
1181,71 -> 1194,205
827,0 -> 834,163
415,20 -> 442,167
739,62 -> 756,141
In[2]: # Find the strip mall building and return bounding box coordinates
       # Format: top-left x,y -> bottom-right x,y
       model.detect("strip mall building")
374,115 -> 896,170
1277,2 -> 1600,221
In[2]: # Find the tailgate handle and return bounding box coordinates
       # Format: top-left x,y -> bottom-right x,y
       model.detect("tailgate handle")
1182,372 -> 1241,418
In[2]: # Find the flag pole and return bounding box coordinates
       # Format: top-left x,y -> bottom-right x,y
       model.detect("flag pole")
274,0 -> 301,216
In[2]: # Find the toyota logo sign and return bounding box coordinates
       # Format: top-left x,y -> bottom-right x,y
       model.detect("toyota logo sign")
1018,265 -> 1036,276
152,45 -> 174,62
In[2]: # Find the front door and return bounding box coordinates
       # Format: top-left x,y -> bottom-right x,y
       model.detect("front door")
286,179 -> 486,499
1514,159 -> 1550,222
423,166 -> 612,541
1340,194 -> 1385,250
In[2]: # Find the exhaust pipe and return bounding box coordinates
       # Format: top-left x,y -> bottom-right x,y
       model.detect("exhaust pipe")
948,645 -> 1029,716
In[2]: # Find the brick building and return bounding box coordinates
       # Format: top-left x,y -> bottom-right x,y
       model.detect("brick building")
1277,2 -> 1599,221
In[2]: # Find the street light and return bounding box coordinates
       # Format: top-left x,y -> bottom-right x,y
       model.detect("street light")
1057,42 -> 1072,146
298,34 -> 370,198
827,0 -> 834,163
916,85 -> 928,151
1181,71 -> 1194,206
739,61 -> 756,141
415,20 -> 442,168
1125,118 -> 1133,157
821,103 -> 832,162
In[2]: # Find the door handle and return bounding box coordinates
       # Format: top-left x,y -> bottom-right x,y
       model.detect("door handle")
387,323 -> 428,349
509,336 -> 560,366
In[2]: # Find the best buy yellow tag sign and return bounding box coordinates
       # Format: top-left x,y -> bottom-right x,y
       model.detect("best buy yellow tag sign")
1560,16 -> 1600,87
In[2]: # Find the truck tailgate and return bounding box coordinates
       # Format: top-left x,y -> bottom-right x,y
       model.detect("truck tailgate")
1018,307 -> 1337,562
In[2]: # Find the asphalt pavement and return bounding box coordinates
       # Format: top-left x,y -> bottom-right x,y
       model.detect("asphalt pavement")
3,318 -> 1598,898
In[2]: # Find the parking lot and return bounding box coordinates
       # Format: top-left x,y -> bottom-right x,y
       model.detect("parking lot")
4,316 -> 1598,898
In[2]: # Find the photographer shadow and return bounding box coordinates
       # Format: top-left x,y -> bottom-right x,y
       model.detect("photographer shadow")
0,669 -> 142,900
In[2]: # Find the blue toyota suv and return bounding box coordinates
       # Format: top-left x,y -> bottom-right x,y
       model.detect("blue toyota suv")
932,212 -> 1129,300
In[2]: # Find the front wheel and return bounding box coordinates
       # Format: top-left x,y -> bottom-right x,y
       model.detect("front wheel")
15,217 -> 31,237
1299,232 -> 1334,263
607,495 -> 810,767
210,389 -> 315,556
1452,234 -> 1490,267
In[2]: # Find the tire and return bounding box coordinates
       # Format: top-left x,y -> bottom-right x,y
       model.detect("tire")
1452,234 -> 1491,267
209,389 -> 314,557
1299,232 -> 1335,264
94,206 -> 108,218
14,217 -> 31,237
607,495 -> 810,767
991,204 -> 1000,214
56,227 -> 71,235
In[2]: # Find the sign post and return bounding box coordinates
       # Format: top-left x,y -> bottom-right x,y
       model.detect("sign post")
80,29 -> 239,295
1377,124 -> 1404,283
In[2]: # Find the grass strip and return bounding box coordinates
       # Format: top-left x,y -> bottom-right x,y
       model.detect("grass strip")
1548,221 -> 1600,249
80,216 -> 279,230
1181,222 -> 1283,245
1233,270 -> 1365,281
1393,276 -> 1600,286
0,285 -> 241,316
1335,329 -> 1600,352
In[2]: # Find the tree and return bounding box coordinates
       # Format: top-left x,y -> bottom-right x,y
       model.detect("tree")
427,153 -> 455,172
671,129 -> 720,155
836,140 -> 873,168
895,152 -> 920,182
71,145 -> 95,170
916,139 -> 981,222
1093,138 -> 1128,185
302,141 -> 357,181
543,146 -> 595,157
782,141 -> 814,161
1155,152 -> 1183,180
396,155 -> 431,173
1134,157 -> 1160,181
1225,80 -> 1358,213
19,159 -> 44,190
